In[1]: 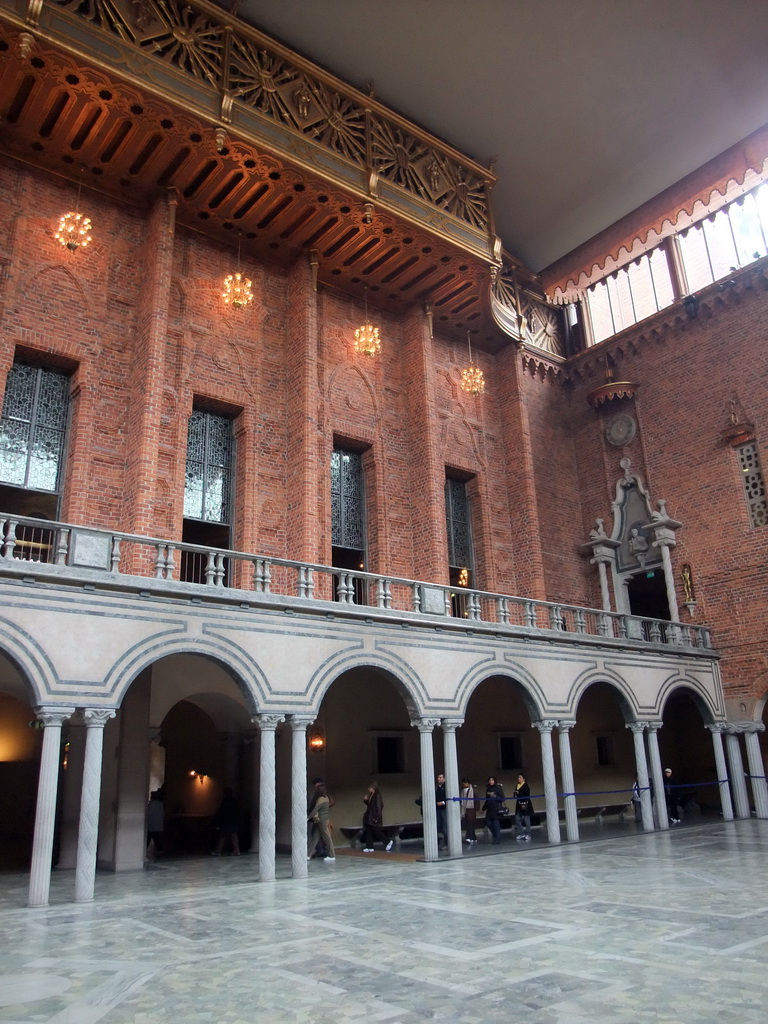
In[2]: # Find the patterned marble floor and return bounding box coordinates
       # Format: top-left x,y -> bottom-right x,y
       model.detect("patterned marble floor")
1,819 -> 767,1023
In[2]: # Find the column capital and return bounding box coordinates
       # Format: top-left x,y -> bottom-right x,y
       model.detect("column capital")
411,717 -> 441,732
441,718 -> 464,732
557,720 -> 576,731
626,721 -> 648,735
288,714 -> 315,731
645,720 -> 663,733
80,708 -> 116,728
253,713 -> 285,731
35,706 -> 76,727
739,721 -> 765,735
533,719 -> 559,734
707,721 -> 729,735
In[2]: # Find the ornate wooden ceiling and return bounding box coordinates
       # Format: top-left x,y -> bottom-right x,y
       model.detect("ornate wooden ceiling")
0,0 -> 563,355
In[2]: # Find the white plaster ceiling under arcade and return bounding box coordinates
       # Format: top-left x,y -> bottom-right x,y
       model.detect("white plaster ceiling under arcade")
0,652 -> 33,703
227,0 -> 768,271
149,653 -> 252,729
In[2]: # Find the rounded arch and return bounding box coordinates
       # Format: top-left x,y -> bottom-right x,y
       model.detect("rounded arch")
104,636 -> 268,715
749,668 -> 768,721
0,619 -> 59,705
570,666 -> 639,722
656,675 -> 721,724
456,661 -> 545,723
307,649 -> 425,717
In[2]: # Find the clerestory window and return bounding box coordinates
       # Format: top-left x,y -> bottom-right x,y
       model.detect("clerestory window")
737,441 -> 768,528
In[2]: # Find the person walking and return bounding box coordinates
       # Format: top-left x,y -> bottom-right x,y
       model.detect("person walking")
146,790 -> 165,856
212,787 -> 241,856
362,781 -> 393,852
435,773 -> 448,851
631,777 -> 642,823
461,778 -> 478,843
307,783 -> 335,862
483,776 -> 505,845
664,767 -> 680,824
514,773 -> 533,841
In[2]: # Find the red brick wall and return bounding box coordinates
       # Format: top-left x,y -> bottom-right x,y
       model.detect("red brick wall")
3,158 -> 767,706
564,265 -> 768,704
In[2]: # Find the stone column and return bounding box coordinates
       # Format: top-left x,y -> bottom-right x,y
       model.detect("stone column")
289,715 -> 313,877
725,730 -> 750,819
56,720 -> 86,869
28,706 -> 75,908
248,728 -> 260,853
648,502 -> 682,624
645,721 -> 668,829
255,714 -> 284,881
412,718 -> 441,861
627,722 -> 654,830
557,721 -> 579,842
534,721 -> 560,844
75,709 -> 116,903
707,723 -> 734,822
581,525 -> 620,613
743,725 -> 768,819
442,719 -> 463,857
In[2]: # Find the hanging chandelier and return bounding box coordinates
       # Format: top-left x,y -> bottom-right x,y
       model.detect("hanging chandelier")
460,331 -> 485,395
222,234 -> 253,310
354,285 -> 381,356
54,168 -> 92,253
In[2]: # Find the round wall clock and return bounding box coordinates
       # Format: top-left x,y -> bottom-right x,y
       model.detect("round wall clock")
605,413 -> 637,447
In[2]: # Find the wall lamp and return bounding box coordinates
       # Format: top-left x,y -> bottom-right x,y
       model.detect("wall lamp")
308,728 -> 325,751
188,770 -> 208,784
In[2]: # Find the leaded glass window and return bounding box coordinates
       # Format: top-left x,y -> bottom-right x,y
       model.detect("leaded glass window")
445,476 -> 473,571
0,362 -> 70,492
331,448 -> 365,550
184,410 -> 233,523
738,441 -> 768,528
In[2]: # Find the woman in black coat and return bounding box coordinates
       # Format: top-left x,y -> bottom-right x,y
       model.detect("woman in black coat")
514,773 -> 533,841
362,781 -> 392,852
483,776 -> 505,845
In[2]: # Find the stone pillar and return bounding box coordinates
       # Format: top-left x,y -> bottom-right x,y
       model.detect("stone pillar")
707,723 -> 734,822
557,721 -> 579,842
289,715 -> 313,876
645,722 -> 669,829
75,709 -> 116,903
28,706 -> 75,908
112,672 -> 151,872
725,730 -> 750,819
255,714 -> 284,881
581,524 -> 620,613
743,725 -> 768,819
534,721 -> 560,844
248,729 -> 260,853
442,719 -> 463,858
595,560 -> 612,611
648,502 -> 682,624
627,722 -> 654,830
412,718 -> 440,861
56,719 -> 86,869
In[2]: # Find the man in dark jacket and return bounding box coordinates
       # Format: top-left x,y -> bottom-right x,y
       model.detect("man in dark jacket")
435,773 -> 448,850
